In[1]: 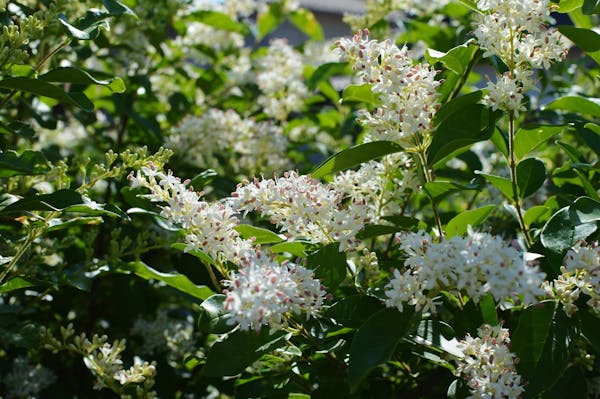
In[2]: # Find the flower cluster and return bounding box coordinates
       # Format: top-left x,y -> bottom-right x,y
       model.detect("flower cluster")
166,108 -> 290,176
456,325 -> 525,399
223,251 -> 325,331
385,229 -> 546,313
256,39 -> 310,121
230,171 -> 371,251
130,166 -> 327,331
473,0 -> 570,115
333,152 -> 418,222
129,164 -> 254,263
336,29 -> 440,145
543,241 -> 600,316
4,356 -> 57,399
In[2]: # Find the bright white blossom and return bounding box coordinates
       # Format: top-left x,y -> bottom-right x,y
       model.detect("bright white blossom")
385,229 -> 546,313
336,29 -> 440,145
456,325 -> 525,399
473,0 -> 570,115
256,39 -> 309,121
223,251 -> 325,331
229,171 -> 371,251
128,164 -> 254,263
543,241 -> 600,316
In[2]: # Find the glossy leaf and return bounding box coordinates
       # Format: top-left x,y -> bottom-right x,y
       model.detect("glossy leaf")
311,141 -> 403,178
324,295 -> 384,329
234,225 -> 285,244
348,308 -> 417,392
0,150 -> 49,177
541,197 -> 600,253
476,172 -> 513,199
524,206 -> 552,227
341,84 -> 378,105
197,294 -> 233,334
357,224 -> 404,239
425,41 -> 478,75
307,243 -> 347,291
0,77 -> 93,111
58,13 -> 110,40
203,329 -> 290,377
102,0 -> 137,17
0,277 -> 36,294
171,243 -> 216,266
445,205 -> 495,238
39,67 -> 125,93
514,125 -> 565,160
423,181 -> 479,202
516,158 -> 546,198
558,26 -> 600,64
119,261 -> 214,300
307,62 -> 349,90
269,241 -> 316,257
289,9 -> 323,40
256,3 -> 285,40
192,10 -> 248,34
546,95 -> 600,117
0,189 -> 83,214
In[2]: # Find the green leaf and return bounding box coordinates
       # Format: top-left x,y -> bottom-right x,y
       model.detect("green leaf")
119,261 -> 214,300
191,10 -> 249,34
524,206 -> 552,227
306,243 -> 347,291
307,62 -> 349,90
445,205 -> 495,238
428,104 -> 499,166
39,67 -> 125,93
324,295 -> 384,329
197,294 -> 233,334
256,3 -> 285,40
102,0 -> 137,17
516,158 -> 546,199
203,329 -> 290,377
425,41 -> 478,75
479,294 -> 498,326
423,181 -> 479,202
0,150 -> 49,178
476,172 -> 513,199
269,241 -> 315,257
511,301 -> 557,381
348,308 -> 417,392
559,0 -> 584,12
490,127 -> 509,158
234,225 -> 285,244
583,0 -> 600,13
341,84 -> 378,105
546,95 -> 600,117
357,224 -> 405,239
311,141 -> 403,179
289,9 -> 324,41
514,125 -> 566,160
0,77 -> 93,111
0,189 -> 83,214
541,197 -> 600,253
58,13 -> 110,40
189,169 -> 217,190
0,277 -> 36,294
573,169 -> 600,201
580,311 -> 600,352
558,26 -> 600,65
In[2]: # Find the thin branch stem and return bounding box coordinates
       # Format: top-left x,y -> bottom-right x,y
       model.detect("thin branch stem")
508,114 -> 532,247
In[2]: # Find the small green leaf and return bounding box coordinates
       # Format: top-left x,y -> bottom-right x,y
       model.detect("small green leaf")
445,205 -> 495,238
511,301 -> 557,381
289,9 -> 324,40
234,225 -> 285,244
357,224 -> 405,239
341,84 -> 378,105
583,0 -> 600,13
307,62 -> 349,90
348,308 -> 417,392
58,13 -> 110,40
120,261 -> 214,300
324,295 -> 384,329
39,67 -> 125,93
425,41 -> 478,75
0,77 -> 93,111
476,172 -> 513,199
423,181 -> 479,202
0,189 -> 83,214
0,150 -> 49,177
546,95 -> 600,117
270,241 -> 315,257
541,197 -> 600,253
171,243 -> 216,266
514,124 -> 565,160
516,158 -> 546,199
524,206 -> 552,227
0,277 -> 36,294
203,329 -> 289,377
189,169 -> 217,190
479,294 -> 499,326
256,3 -> 285,40
311,141 -> 403,179
307,243 -> 347,291
198,294 -> 233,334
102,0 -> 137,17
558,26 -> 600,65
559,0 -> 584,12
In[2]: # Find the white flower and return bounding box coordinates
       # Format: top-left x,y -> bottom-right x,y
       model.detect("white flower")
482,73 -> 526,116
336,29 -> 440,144
223,253 -> 325,331
229,171 -> 371,251
456,325 -> 525,399
5,356 -> 57,398
385,229 -> 546,313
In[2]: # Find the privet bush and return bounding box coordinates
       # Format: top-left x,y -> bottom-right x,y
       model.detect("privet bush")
1,0 -> 600,398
